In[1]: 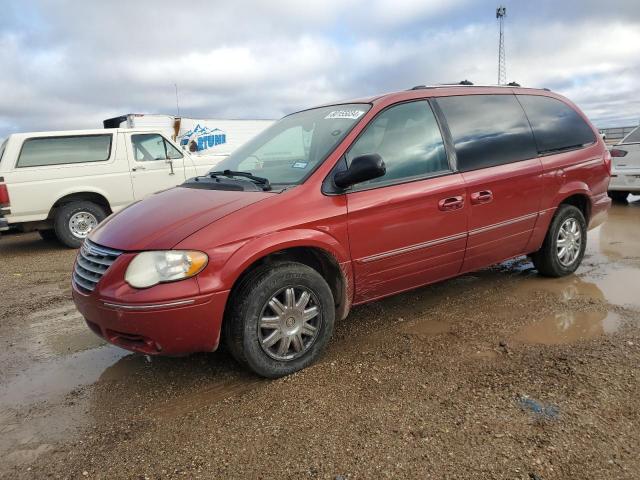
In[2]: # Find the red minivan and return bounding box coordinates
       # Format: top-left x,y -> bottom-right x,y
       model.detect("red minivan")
72,85 -> 611,377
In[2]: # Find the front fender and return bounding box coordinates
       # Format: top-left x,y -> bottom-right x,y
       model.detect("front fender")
196,228 -> 352,295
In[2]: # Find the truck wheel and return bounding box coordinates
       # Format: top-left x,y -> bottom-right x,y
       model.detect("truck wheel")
223,262 -> 335,378
53,201 -> 106,248
608,191 -> 629,203
39,229 -> 57,242
531,204 -> 587,277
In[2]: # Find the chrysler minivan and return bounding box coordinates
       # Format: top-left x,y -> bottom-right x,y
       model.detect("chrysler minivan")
72,85 -> 611,377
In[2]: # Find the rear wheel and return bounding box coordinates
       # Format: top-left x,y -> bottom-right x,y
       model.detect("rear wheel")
531,204 -> 587,277
223,262 -> 335,378
608,191 -> 629,203
53,201 -> 107,248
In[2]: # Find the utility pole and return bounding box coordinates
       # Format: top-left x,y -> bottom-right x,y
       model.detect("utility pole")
496,6 -> 506,85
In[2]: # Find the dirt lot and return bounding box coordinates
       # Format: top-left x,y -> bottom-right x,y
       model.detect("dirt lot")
1,199 -> 639,479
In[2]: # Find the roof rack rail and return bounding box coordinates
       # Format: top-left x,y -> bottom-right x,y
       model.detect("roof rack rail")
408,82 -> 542,91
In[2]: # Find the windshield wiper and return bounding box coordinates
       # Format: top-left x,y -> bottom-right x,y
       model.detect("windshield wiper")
208,170 -> 271,191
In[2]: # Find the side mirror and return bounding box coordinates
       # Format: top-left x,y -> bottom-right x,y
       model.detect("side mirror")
334,154 -> 386,189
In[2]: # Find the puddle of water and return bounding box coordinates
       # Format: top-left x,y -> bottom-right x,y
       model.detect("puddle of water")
510,262 -> 640,311
582,267 -> 640,310
594,201 -> 640,261
26,304 -> 105,358
0,345 -> 131,407
514,310 -> 622,345
512,274 -> 604,302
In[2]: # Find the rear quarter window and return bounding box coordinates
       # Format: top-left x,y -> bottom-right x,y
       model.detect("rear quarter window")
517,95 -> 595,153
435,94 -> 538,172
17,134 -> 112,168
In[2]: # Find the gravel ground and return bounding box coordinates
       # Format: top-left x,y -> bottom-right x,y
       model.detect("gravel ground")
1,199 -> 639,479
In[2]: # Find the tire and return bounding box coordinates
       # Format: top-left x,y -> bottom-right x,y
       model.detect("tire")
531,204 -> 587,277
608,191 -> 629,203
38,229 -> 58,242
223,261 -> 335,378
53,201 -> 107,248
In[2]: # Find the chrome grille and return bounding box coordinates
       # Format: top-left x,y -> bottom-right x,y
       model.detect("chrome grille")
73,240 -> 122,293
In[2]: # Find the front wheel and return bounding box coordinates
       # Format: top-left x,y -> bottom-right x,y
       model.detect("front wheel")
223,262 -> 335,378
531,204 -> 587,277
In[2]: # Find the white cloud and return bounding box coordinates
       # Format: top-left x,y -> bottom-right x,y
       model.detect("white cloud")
0,0 -> 639,138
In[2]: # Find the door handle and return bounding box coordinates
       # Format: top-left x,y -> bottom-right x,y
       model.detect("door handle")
132,166 -> 146,172
438,196 -> 465,211
470,190 -> 493,205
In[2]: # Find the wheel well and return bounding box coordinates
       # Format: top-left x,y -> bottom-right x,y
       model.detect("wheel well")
559,194 -> 590,223
227,247 -> 347,319
48,192 -> 112,220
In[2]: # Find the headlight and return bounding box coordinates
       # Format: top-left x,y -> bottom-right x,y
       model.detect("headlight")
125,250 -> 208,288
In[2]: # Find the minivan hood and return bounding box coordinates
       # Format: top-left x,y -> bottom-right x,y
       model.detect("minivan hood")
90,186 -> 274,251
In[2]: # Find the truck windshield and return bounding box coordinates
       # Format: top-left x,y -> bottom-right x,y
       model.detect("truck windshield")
213,103 -> 371,186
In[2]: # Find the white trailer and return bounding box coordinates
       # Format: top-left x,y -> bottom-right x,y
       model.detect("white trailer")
103,114 -> 274,164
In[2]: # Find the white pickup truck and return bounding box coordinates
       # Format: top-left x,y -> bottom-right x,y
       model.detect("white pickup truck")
0,128 -> 239,247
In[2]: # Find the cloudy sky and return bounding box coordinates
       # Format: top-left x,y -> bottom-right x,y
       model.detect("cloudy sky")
1,0 -> 639,138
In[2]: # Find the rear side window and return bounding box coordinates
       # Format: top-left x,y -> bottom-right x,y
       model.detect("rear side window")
517,95 -> 595,153
436,94 -> 537,172
17,135 -> 112,168
622,126 -> 640,144
346,100 -> 449,188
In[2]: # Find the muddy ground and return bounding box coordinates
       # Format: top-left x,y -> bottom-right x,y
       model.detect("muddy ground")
1,199 -> 639,479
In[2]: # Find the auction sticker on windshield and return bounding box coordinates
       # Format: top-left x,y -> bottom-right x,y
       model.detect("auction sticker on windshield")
325,110 -> 366,120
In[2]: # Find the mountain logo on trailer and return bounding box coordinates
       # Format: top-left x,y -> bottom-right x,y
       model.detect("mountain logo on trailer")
180,124 -> 226,152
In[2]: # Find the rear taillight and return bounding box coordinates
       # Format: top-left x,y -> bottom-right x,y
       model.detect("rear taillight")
603,150 -> 612,175
0,182 -> 9,208
610,148 -> 628,157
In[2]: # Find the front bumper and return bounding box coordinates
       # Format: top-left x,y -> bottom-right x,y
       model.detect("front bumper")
72,285 -> 230,355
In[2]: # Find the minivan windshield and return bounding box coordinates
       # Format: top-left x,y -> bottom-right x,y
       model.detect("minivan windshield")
212,104 -> 371,186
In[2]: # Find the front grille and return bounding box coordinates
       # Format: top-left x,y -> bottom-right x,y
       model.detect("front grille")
73,239 -> 122,293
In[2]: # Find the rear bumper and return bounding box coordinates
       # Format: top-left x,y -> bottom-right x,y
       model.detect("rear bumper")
72,285 -> 230,355
0,206 -> 9,231
609,170 -> 640,192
